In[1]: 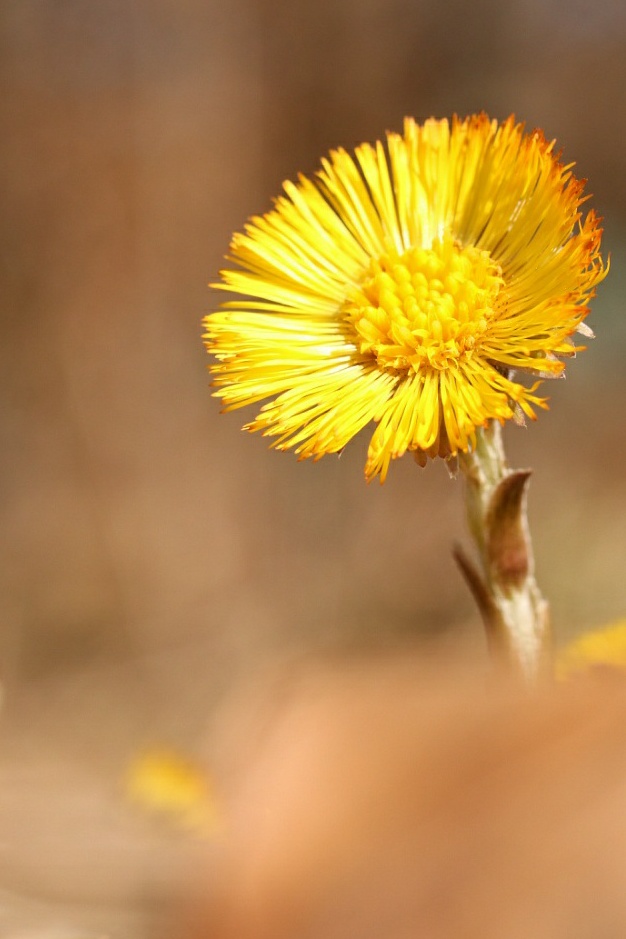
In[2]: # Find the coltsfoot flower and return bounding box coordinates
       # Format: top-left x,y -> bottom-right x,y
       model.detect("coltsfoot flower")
556,620 -> 626,679
204,114 -> 606,481
126,747 -> 217,833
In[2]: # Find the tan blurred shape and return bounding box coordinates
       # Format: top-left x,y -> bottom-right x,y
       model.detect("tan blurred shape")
189,656 -> 626,939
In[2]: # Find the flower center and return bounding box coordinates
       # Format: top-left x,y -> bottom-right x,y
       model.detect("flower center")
344,235 -> 504,373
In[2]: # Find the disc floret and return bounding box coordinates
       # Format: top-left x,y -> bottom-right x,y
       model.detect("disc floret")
345,235 -> 504,375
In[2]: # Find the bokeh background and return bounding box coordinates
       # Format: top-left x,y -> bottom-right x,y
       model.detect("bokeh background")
1,0 -> 626,935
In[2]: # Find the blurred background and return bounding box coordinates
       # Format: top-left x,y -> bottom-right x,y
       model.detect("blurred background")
1,0 -> 626,935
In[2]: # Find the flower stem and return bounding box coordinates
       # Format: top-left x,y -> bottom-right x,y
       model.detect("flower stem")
455,422 -> 551,682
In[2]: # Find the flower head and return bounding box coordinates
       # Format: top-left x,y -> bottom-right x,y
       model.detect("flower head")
204,114 -> 606,481
557,620 -> 626,679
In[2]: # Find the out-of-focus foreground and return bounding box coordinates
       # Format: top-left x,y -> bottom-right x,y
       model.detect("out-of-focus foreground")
191,659 -> 626,939
1,0 -> 626,935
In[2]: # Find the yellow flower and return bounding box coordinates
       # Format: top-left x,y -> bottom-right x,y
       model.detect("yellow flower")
204,114 -> 606,482
556,620 -> 626,679
126,747 -> 218,834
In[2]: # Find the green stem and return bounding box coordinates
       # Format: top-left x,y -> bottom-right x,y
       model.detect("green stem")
456,422 -> 551,682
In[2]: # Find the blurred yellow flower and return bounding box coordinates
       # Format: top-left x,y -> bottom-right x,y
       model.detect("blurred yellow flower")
557,620 -> 626,679
126,747 -> 217,834
204,115 -> 606,481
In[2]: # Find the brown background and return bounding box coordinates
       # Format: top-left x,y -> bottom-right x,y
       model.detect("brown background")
1,0 -> 625,934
